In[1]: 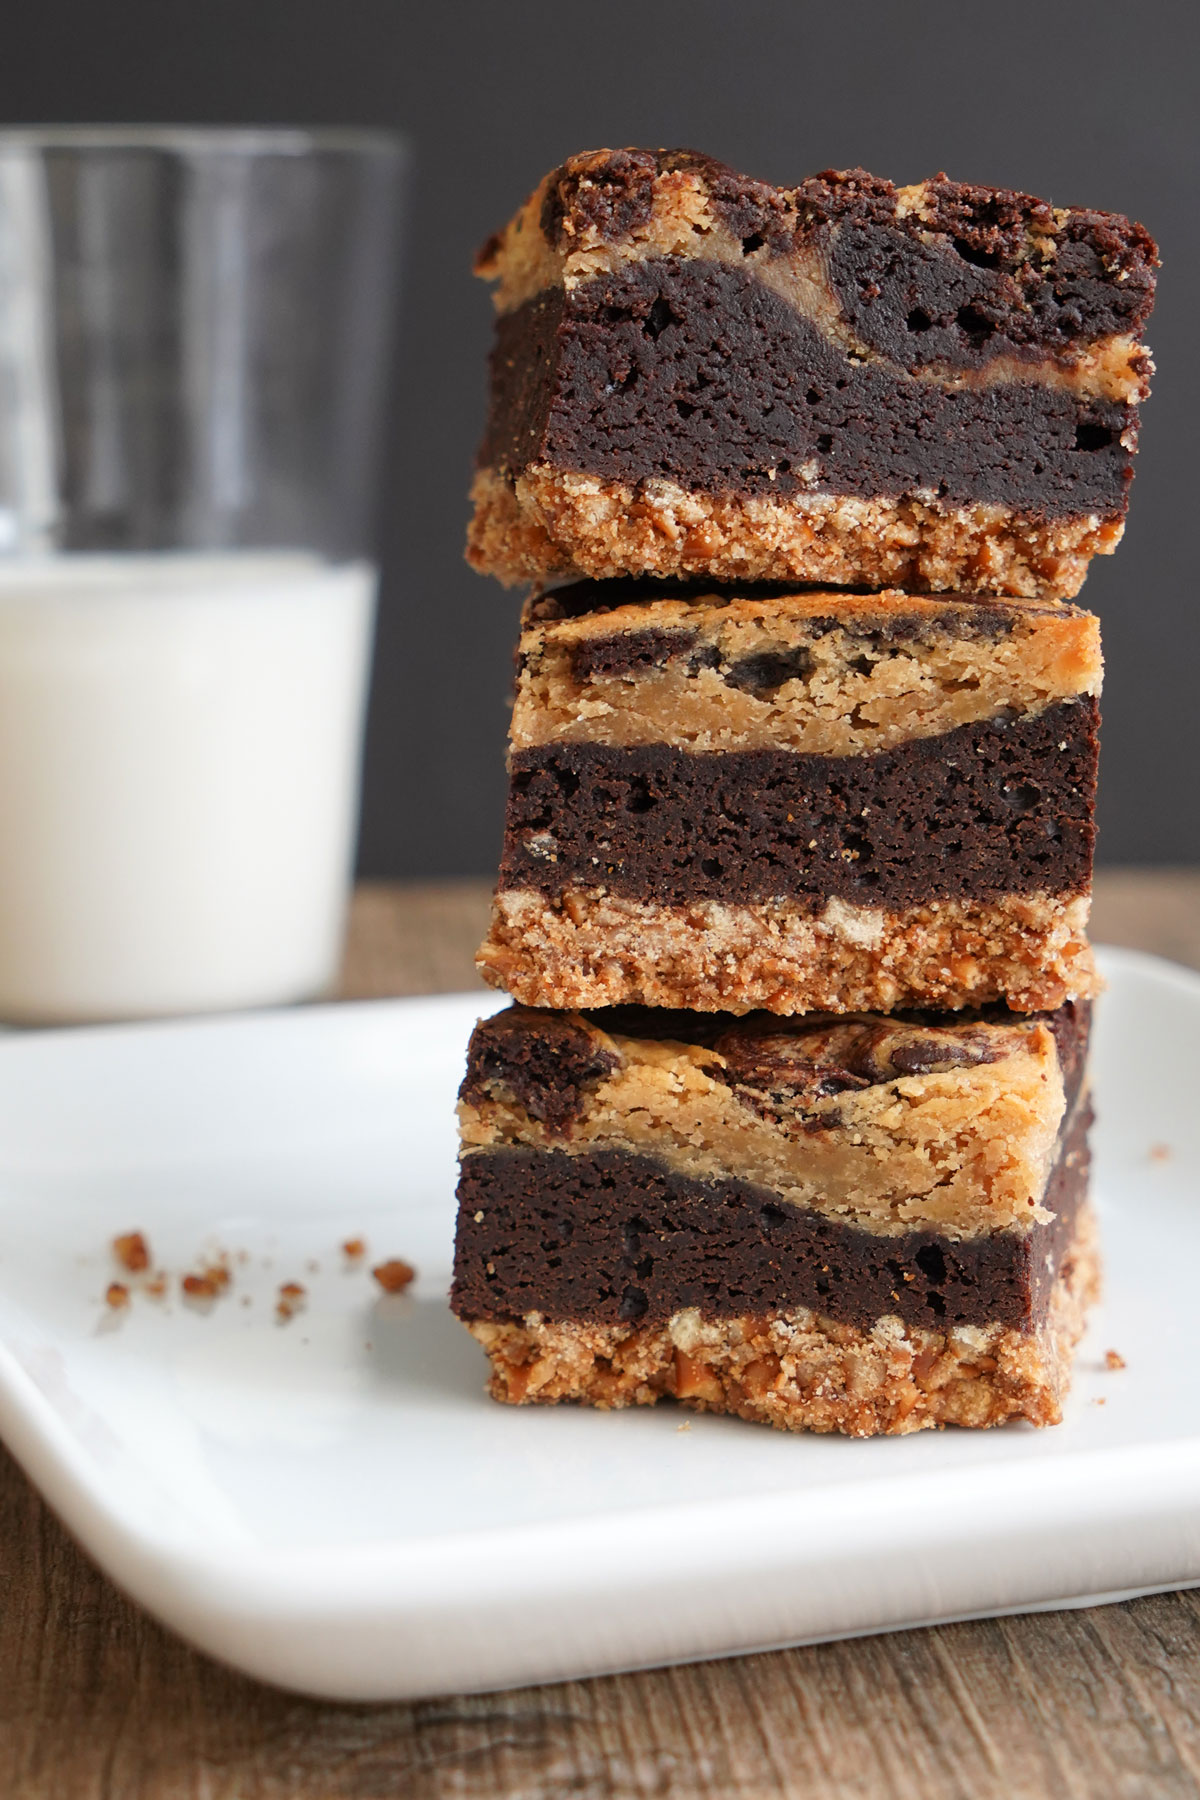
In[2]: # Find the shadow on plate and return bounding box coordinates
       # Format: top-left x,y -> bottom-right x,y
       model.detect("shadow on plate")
364,1292 -> 491,1405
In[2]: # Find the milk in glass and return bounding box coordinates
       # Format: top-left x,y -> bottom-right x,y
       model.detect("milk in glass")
0,554 -> 375,1021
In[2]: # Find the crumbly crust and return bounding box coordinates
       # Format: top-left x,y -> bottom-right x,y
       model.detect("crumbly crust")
479,887 -> 1098,1018
468,464 -> 1120,600
513,590 -> 1102,756
461,1205 -> 1099,1435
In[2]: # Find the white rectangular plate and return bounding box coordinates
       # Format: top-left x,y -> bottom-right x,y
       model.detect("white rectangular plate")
0,947 -> 1197,1700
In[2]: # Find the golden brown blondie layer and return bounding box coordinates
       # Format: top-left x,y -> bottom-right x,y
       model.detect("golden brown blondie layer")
513,588 -> 1102,755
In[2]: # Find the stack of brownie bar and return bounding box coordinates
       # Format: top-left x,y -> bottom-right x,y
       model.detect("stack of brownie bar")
451,150 -> 1157,1436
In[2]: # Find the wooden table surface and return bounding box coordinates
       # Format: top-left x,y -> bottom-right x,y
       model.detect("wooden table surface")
4,871 -> 1200,1800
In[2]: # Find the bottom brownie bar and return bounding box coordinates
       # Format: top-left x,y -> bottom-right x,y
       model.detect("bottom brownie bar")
452,1000 -> 1096,1436
464,1204 -> 1097,1436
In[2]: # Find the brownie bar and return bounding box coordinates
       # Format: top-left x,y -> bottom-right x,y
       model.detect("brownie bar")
453,1001 -> 1096,1434
468,150 -> 1156,597
479,587 -> 1101,1014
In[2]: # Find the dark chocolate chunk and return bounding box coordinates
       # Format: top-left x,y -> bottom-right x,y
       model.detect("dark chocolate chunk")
461,1007 -> 618,1133
713,1017 -> 1006,1120
538,148 -> 660,248
722,647 -> 815,693
452,1104 -> 1091,1334
570,627 -> 699,683
498,697 -> 1098,909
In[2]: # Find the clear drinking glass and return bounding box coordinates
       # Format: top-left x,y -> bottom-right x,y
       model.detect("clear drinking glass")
0,127 -> 405,1022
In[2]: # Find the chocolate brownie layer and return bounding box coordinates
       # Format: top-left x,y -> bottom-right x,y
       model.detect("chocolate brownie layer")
452,1098 -> 1090,1335
480,262 -> 1135,520
499,697 -> 1097,910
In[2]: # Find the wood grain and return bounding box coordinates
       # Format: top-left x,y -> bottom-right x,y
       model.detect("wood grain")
1,870 -> 1197,1800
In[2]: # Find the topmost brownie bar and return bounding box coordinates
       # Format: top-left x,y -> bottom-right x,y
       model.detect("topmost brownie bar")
467,149 -> 1157,600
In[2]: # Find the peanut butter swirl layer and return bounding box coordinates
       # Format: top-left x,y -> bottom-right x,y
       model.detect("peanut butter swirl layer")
467,150 -> 1157,598
452,1000 -> 1095,1435
479,586 -> 1101,1014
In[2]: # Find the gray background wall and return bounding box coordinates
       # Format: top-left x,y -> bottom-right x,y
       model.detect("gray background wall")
2,0 -> 1195,872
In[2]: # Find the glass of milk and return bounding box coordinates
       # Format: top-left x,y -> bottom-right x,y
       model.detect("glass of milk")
0,129 -> 405,1022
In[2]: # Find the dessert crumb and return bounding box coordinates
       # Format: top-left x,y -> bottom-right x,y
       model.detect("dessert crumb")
372,1258 -> 416,1294
1105,1349 -> 1127,1371
276,1281 -> 307,1322
112,1232 -> 150,1274
144,1274 -> 168,1300
1150,1143 -> 1172,1162
677,1419 -> 692,1433
1094,1396 -> 1107,1406
342,1237 -> 367,1260
105,1282 -> 130,1310
181,1273 -> 219,1304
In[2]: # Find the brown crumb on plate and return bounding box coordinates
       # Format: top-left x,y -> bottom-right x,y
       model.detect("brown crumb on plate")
276,1281 -> 307,1322
105,1283 -> 130,1310
372,1259 -> 416,1295
1105,1349 -> 1127,1371
181,1273 -> 219,1304
112,1232 -> 150,1274
1150,1144 -> 1172,1162
342,1237 -> 367,1260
